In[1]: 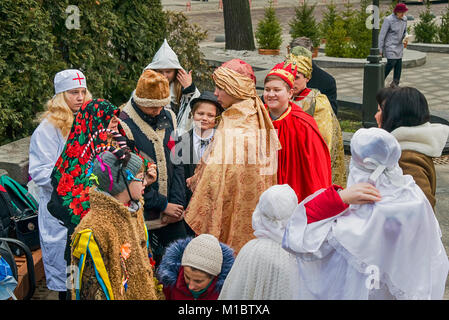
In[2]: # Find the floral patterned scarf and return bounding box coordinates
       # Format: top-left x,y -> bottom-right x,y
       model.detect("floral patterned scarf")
48,99 -> 126,232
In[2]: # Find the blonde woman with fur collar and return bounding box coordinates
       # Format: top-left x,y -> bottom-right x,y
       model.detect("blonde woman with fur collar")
375,86 -> 449,209
28,69 -> 91,299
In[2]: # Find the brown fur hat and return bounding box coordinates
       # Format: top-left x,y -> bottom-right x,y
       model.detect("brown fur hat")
132,69 -> 170,108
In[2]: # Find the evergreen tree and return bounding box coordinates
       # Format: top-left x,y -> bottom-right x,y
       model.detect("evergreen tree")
347,0 -> 372,58
320,1 -> 338,41
289,1 -> 320,48
0,0 -> 64,145
255,0 -> 283,50
341,0 -> 355,33
414,1 -> 438,43
438,5 -> 449,44
325,17 -> 350,58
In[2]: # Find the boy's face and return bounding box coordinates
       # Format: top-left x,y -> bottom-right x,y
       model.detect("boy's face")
192,102 -> 218,131
128,171 -> 147,201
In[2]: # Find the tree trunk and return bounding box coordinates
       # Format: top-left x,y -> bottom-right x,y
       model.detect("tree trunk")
223,0 -> 255,50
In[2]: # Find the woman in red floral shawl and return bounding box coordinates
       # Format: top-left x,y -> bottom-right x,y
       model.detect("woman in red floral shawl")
47,99 -> 129,270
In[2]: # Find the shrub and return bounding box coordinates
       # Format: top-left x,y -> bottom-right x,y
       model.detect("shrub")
0,0 -> 210,145
289,1 -> 321,48
110,0 -> 167,105
413,1 -> 438,43
165,10 -> 213,91
0,0 -> 64,145
42,0 -> 119,101
255,0 -> 283,50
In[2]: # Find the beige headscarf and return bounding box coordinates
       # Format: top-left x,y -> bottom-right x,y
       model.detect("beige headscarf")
285,46 -> 313,79
212,59 -> 278,140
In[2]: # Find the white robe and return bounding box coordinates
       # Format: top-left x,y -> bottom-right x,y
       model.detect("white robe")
218,184 -> 302,300
29,118 -> 68,291
283,128 -> 449,300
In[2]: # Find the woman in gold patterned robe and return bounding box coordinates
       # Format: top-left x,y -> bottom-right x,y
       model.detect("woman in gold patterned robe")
184,59 -> 281,254
286,47 -> 347,187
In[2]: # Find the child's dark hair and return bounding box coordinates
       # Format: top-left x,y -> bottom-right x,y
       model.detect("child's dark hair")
381,86 -> 430,133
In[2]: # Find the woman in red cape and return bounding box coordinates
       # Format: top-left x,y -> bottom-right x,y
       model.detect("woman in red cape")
264,62 -> 332,202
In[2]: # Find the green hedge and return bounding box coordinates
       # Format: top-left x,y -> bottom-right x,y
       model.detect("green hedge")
0,0 -> 208,145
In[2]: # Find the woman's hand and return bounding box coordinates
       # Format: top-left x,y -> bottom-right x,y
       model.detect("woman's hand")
338,183 -> 382,205
177,69 -> 193,89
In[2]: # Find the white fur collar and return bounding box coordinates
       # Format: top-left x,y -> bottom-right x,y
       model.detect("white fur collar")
391,122 -> 449,157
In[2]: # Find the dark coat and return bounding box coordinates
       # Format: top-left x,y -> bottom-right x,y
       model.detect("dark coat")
308,61 -> 338,115
156,237 -> 235,300
175,128 -> 200,206
120,100 -> 186,218
119,100 -> 188,261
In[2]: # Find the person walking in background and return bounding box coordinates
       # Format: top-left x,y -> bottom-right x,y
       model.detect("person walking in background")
379,3 -> 409,87
29,69 -> 92,300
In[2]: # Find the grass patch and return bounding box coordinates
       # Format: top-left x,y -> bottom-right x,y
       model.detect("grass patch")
339,119 -> 362,133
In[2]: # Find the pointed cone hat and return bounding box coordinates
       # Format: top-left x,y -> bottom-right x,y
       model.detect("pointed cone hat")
144,39 -> 183,71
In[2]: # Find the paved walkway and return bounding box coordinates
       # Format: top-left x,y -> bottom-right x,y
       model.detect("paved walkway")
172,0 -> 449,118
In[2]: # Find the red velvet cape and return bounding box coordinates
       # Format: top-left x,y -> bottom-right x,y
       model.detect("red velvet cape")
270,101 -> 332,202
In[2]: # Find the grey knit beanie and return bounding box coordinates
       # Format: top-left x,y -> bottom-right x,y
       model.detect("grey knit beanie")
181,234 -> 223,277
92,151 -> 143,196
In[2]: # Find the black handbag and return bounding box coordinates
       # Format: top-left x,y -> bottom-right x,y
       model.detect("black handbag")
10,208 -> 40,254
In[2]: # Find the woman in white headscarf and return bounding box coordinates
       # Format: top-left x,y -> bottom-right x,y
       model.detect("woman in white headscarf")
144,39 -> 200,136
283,127 -> 449,300
218,184 -> 302,300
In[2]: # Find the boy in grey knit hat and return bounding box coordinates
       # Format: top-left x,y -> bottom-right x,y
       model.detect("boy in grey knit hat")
90,150 -> 157,208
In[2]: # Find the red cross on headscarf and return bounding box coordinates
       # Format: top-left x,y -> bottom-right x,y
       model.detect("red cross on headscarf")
73,72 -> 85,86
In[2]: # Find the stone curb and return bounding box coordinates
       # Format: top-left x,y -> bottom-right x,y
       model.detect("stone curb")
314,48 -> 427,68
407,43 -> 449,53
